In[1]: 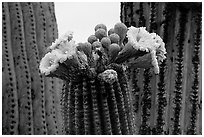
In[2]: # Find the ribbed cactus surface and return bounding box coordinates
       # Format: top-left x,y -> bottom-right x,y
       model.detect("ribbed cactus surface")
121,2 -> 202,135
2,2 -> 64,135
61,64 -> 134,135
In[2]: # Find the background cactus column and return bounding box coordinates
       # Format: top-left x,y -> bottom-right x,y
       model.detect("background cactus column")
2,2 -> 64,135
120,2 -> 202,135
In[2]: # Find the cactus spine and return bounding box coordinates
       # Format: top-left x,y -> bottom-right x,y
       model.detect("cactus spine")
2,2 -> 63,135
2,3 -> 19,135
121,2 -> 202,135
60,63 -> 134,134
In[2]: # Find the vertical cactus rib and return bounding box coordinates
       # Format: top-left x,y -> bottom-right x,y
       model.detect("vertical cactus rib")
90,79 -> 102,134
118,70 -> 134,134
45,2 -> 64,134
74,82 -> 80,134
42,3 -> 60,134
131,68 -> 141,134
172,7 -> 187,135
163,3 -> 177,135
105,82 -> 122,135
120,3 -> 124,23
129,2 -> 135,26
139,68 -> 152,135
82,78 -> 92,134
59,82 -> 66,133
2,2 -> 19,135
32,2 -> 57,134
74,79 -> 85,134
8,2 -> 34,134
98,80 -> 112,134
113,79 -> 130,134
138,2 -> 146,27
187,10 -> 201,135
154,3 -> 167,135
139,2 -> 156,135
62,81 -> 71,134
180,9 -> 192,135
132,69 -> 140,113
69,81 -> 76,134
155,61 -> 167,134
20,2 -> 47,134
149,3 -> 159,133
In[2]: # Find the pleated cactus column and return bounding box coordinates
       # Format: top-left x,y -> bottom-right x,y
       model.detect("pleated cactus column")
62,66 -> 134,135
39,15 -> 166,134
121,2 -> 202,135
2,2 -> 64,135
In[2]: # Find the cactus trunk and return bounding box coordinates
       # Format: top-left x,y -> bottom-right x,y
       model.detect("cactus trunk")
2,2 -> 63,135
61,65 -> 134,134
121,2 -> 202,135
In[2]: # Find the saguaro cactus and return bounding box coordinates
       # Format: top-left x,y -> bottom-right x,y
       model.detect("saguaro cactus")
2,2 -> 64,135
121,2 -> 202,135
39,18 -> 166,135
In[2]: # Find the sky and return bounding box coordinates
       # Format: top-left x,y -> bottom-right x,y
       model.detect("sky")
55,2 -> 120,43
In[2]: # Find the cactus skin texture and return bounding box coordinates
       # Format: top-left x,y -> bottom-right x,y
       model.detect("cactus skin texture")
61,64 -> 134,135
121,2 -> 202,135
2,2 -> 63,135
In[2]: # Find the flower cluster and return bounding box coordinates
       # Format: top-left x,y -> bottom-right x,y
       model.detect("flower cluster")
39,31 -> 88,79
39,22 -> 166,81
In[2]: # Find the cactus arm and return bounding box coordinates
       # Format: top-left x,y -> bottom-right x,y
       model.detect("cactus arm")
20,2 -> 48,134
2,2 -> 19,135
8,2 -> 34,134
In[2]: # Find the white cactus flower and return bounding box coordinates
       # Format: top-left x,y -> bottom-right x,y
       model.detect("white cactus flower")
127,26 -> 167,74
39,51 -> 60,75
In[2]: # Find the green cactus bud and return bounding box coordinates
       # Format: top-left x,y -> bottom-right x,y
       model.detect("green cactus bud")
114,22 -> 127,45
109,33 -> 120,44
101,37 -> 111,49
76,42 -> 92,57
108,43 -> 121,63
108,28 -> 115,36
92,41 -> 102,50
94,23 -> 107,32
95,28 -> 107,41
87,35 -> 98,44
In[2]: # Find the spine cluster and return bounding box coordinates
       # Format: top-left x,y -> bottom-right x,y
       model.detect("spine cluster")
2,2 -> 63,135
187,11 -> 201,135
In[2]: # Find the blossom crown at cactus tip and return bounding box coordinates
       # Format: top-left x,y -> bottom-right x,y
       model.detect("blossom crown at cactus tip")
39,23 -> 166,79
